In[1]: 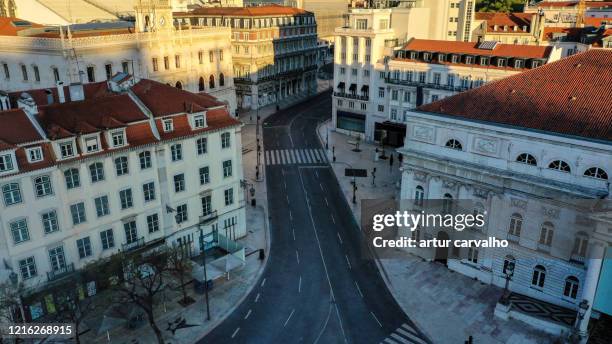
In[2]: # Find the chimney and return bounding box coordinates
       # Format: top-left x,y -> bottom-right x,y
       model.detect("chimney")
45,89 -> 54,105
17,93 -> 38,116
57,81 -> 66,103
69,83 -> 85,102
0,91 -> 9,111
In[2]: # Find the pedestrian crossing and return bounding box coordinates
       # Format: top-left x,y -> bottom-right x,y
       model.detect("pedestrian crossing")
264,148 -> 328,166
381,323 -> 429,344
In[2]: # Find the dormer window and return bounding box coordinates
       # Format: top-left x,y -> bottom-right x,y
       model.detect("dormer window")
26,147 -> 43,163
438,54 -> 446,62
451,55 -> 459,63
163,119 -> 174,132
193,114 -> 206,129
410,52 -> 417,59
465,56 -> 473,64
59,141 -> 75,159
84,136 -> 100,153
497,58 -> 506,67
514,59 -> 524,68
423,53 -> 430,61
111,131 -> 125,147
532,60 -> 542,68
0,153 -> 15,172
480,57 -> 489,65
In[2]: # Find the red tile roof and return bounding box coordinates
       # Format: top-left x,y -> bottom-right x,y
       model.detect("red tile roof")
0,109 -> 44,146
476,12 -> 533,33
9,81 -> 113,108
402,39 -> 553,59
583,17 -> 612,26
175,4 -> 309,17
0,17 -> 43,36
417,50 -> 612,142
542,27 -> 583,41
537,1 -> 612,8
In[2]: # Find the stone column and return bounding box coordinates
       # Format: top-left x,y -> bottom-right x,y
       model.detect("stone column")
578,240 -> 606,342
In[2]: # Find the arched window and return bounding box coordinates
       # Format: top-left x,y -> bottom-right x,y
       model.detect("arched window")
442,193 -> 453,214
531,265 -> 546,288
548,160 -> 571,173
539,222 -> 554,246
198,77 -> 205,91
516,153 -> 537,166
209,75 -> 215,89
502,255 -> 515,275
219,73 -> 225,87
445,139 -> 462,150
584,167 -> 608,180
414,185 -> 424,207
175,81 -> 183,90
572,232 -> 589,257
563,276 -> 579,299
508,213 -> 523,238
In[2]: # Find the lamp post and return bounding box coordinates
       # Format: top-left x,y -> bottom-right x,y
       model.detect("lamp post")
571,300 -> 590,343
500,261 -> 515,305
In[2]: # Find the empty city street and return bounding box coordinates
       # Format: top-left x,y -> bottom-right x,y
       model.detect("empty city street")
200,92 -> 430,344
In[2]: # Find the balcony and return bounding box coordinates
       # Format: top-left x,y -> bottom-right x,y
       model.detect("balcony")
200,210 -> 218,225
569,253 -> 586,265
46,263 -> 75,282
385,77 -> 470,92
122,237 -> 145,252
333,92 -> 369,101
507,233 -> 520,243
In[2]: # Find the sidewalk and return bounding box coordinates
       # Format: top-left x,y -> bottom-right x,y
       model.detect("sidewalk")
316,121 -> 556,344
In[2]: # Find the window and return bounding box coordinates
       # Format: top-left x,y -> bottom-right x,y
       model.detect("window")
27,147 -> 43,162
59,142 -> 75,158
89,162 -> 105,182
86,66 -> 95,82
356,19 -> 367,29
143,182 -> 155,202
223,160 -> 233,178
467,244 -> 478,264
10,219 -> 30,244
124,221 -> 138,244
351,68 -> 357,76
378,87 -> 385,98
85,136 -> 99,153
122,61 -> 129,74
76,237 -> 92,259
584,167 -> 608,180
221,132 -> 231,148
174,174 -> 185,192
175,55 -> 181,68
171,144 -> 182,161
19,257 -> 37,280
563,276 -> 579,299
100,229 -> 114,250
0,154 -> 14,172
139,151 -> 152,169
209,51 -> 214,62
531,265 -> 546,288
224,188 -> 234,206
2,183 -> 22,205
572,232 -> 589,257
119,189 -> 133,209
447,74 -> 455,86
514,59 -> 524,68
162,119 -> 174,132
49,246 -> 66,272
147,214 -> 160,233
111,131 -> 125,147
508,213 -> 522,237
548,160 -> 571,173
209,75 -> 215,89
176,204 -> 188,223
497,58 -> 506,67
539,222 -> 554,246
114,157 -> 129,176
198,51 -> 204,64
152,58 -> 159,72
164,56 -> 170,70
360,103 -> 367,110
2,63 -> 9,79
445,139 -> 462,150
42,210 -> 59,234
94,195 -> 110,217
105,64 -> 112,80
220,73 -> 225,87
391,90 -> 398,101
21,64 -> 28,81
414,186 -> 424,207
431,95 -> 439,102
34,175 -> 53,197
433,73 -> 441,85
201,195 -> 212,215
196,138 -> 207,155
442,194 -> 453,214
70,202 -> 87,225
194,115 -> 205,129
339,67 -> 345,75
516,153 -> 537,166
199,166 -> 210,185
390,109 -> 397,120
418,72 -> 426,83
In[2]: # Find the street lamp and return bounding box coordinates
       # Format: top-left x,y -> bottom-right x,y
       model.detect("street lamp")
500,261 -> 515,305
571,299 -> 590,343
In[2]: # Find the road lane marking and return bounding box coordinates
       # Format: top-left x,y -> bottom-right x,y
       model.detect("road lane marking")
319,183 -> 324,191
292,227 -> 296,241
331,214 -> 336,224
275,150 -> 280,165
295,150 -> 302,163
324,197 -> 329,206
337,232 -> 343,244
244,309 -> 252,320
283,309 -> 295,327
345,254 -> 351,269
291,150 -> 298,164
298,276 -> 302,293
289,211 -> 293,221
255,293 -> 260,303
286,195 -> 290,205
296,250 -> 300,264
354,281 -> 363,298
231,327 -> 240,338
261,278 -> 266,287
315,170 -> 319,178
371,311 -> 382,327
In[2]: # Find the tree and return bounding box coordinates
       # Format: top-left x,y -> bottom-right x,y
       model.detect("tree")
476,0 -> 526,13
167,244 -> 194,307
0,279 -> 24,344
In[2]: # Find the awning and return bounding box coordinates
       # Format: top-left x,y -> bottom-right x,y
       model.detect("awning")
349,83 -> 357,91
361,85 -> 369,92
337,82 -> 345,89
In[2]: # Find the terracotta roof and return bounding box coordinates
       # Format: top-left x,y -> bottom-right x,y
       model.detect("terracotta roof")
537,1 -> 612,8
0,17 -> 43,36
131,79 -> 225,117
8,82 -> 113,108
583,17 -> 612,26
175,4 -> 310,17
417,50 -> 612,142
0,109 -> 44,146
402,39 -> 553,59
543,27 -> 583,41
476,12 -> 532,33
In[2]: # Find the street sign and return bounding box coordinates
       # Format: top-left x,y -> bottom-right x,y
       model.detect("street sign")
345,168 -> 367,177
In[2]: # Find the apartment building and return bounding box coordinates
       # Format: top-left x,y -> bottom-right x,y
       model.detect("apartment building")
398,50 -> 612,338
0,76 -> 246,320
175,5 -> 319,110
0,0 -> 237,113
332,0 -> 477,143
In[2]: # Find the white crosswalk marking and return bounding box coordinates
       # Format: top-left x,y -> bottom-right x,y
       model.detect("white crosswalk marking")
263,149 -> 330,166
380,323 -> 429,344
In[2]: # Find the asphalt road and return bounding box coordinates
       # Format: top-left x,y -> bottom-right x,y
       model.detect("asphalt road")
199,91 -> 428,344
